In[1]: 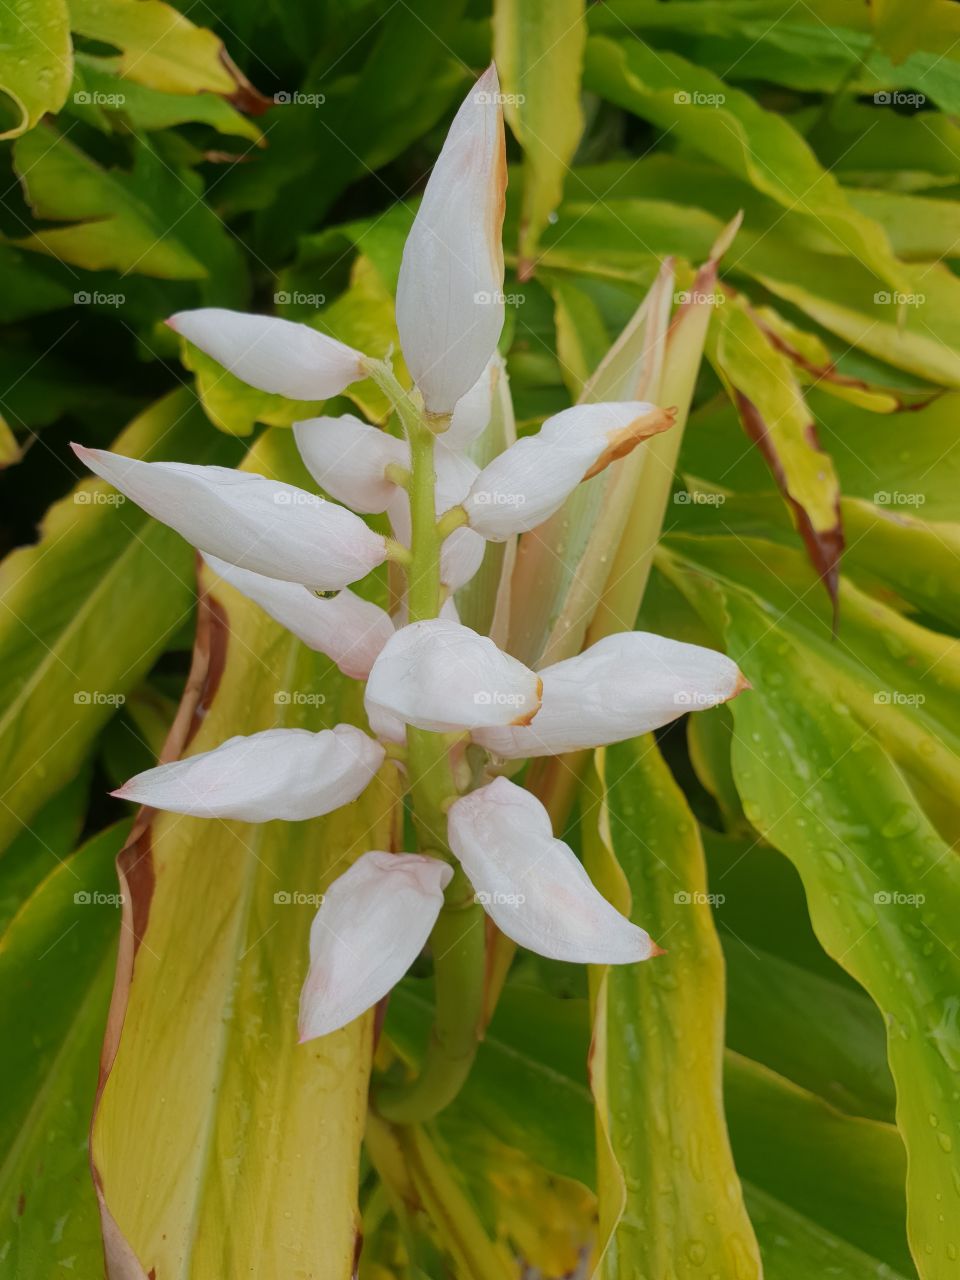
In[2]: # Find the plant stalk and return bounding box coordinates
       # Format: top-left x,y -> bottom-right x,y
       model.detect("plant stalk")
372,368 -> 486,1122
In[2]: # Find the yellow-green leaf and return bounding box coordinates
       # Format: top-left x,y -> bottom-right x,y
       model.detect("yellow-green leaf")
494,0 -> 586,275
91,430 -> 398,1277
0,0 -> 71,139
585,738 -> 762,1279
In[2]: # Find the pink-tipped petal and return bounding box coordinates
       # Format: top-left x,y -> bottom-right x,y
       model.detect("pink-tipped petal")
72,446 -> 386,590
396,65 -> 507,415
115,724 -> 384,822
447,778 -> 655,964
168,308 -> 367,399
463,401 -> 675,541
475,632 -> 745,759
298,852 -> 451,1041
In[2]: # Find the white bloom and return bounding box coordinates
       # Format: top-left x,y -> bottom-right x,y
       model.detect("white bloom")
168,308 -> 367,399
447,778 -> 656,964
72,446 -> 387,590
113,724 -> 384,822
462,401 -> 676,540
440,355 -> 498,452
475,632 -> 746,758
293,413 -> 408,514
365,618 -> 541,733
298,852 -> 452,1041
203,555 -> 394,679
396,65 -> 506,415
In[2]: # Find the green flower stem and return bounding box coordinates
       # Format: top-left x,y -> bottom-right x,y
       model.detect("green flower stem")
369,360 -> 486,1122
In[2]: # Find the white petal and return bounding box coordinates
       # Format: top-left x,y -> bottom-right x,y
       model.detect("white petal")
168,308 -> 366,399
113,724 -> 384,822
298,851 -> 452,1041
396,65 -> 506,415
202,555 -> 394,679
475,632 -> 746,758
463,401 -> 675,540
72,446 -> 386,590
365,618 -> 542,733
441,356 -> 498,452
293,414 -> 408,513
447,778 -> 655,964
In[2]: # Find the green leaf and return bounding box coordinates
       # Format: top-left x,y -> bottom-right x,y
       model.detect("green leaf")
585,737 -> 761,1278
0,0 -> 72,139
494,0 -> 586,275
0,389 -> 240,854
90,429 -> 398,1278
67,0 -> 259,98
73,60 -> 264,143
0,822 -> 131,1275
13,126 -> 207,279
659,537 -> 960,1276
583,36 -> 908,289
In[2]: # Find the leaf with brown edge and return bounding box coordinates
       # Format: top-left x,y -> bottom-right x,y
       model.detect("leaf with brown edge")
90,429 -> 400,1280
709,297 -> 844,626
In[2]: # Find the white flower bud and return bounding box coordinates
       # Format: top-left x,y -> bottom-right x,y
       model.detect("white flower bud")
203,555 -> 394,679
447,778 -> 656,964
72,446 -> 387,591
440,355 -> 498,452
475,632 -> 747,758
112,724 -> 384,822
298,852 -> 451,1041
463,401 -> 676,540
396,65 -> 506,415
167,309 -> 366,399
364,618 -> 542,733
293,414 -> 408,514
